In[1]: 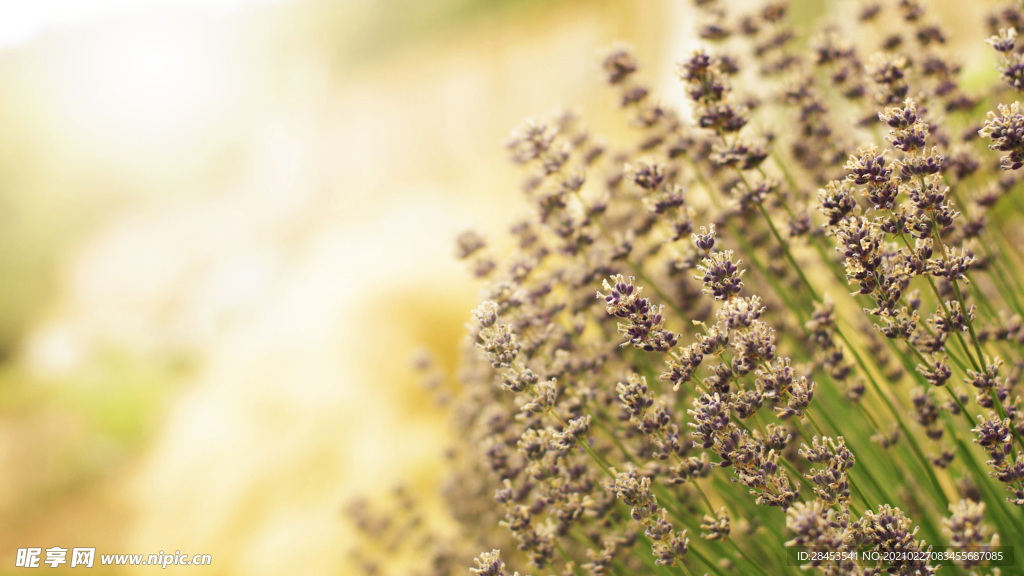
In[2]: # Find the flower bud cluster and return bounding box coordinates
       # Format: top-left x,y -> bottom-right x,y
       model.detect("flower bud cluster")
610,471 -> 690,567
349,5 -> 1024,575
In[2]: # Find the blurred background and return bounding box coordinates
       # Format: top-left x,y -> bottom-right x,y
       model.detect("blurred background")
0,0 -> 993,574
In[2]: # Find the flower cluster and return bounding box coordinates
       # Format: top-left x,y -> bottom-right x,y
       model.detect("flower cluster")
346,3 -> 1024,576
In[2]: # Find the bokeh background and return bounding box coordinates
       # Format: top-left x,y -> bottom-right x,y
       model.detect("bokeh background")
0,0 -> 995,574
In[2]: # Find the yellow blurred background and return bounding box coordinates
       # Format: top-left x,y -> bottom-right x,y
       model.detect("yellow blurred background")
0,0 -> 998,574
0,0 -> 685,574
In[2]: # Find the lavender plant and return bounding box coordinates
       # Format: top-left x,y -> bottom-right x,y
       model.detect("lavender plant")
348,2 -> 1024,575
